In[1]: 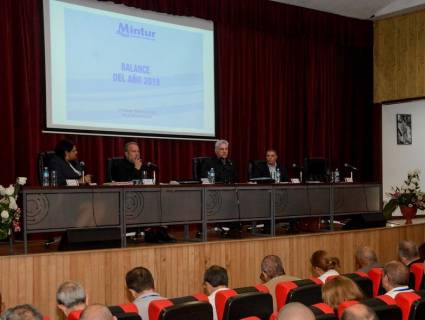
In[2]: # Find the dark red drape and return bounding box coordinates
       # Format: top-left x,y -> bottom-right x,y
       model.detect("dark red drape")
0,0 -> 379,185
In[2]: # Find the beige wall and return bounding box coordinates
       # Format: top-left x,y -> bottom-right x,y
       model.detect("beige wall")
374,9 -> 425,103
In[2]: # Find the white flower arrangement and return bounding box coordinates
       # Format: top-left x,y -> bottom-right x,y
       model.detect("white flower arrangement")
384,169 -> 425,219
0,177 -> 27,239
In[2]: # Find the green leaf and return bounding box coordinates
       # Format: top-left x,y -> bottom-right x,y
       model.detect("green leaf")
383,199 -> 398,220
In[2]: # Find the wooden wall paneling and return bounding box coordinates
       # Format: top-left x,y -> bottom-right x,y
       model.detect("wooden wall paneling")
374,10 -> 425,103
0,224 -> 425,319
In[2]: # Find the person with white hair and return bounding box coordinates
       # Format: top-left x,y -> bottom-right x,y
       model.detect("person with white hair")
201,139 -> 237,183
56,281 -> 87,320
355,246 -> 382,272
2,304 -> 43,320
277,302 -> 315,320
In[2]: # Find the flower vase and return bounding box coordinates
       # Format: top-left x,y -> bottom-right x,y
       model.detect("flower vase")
400,205 -> 417,224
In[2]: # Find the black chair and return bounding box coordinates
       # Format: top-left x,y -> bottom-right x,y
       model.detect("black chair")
361,295 -> 402,320
192,157 -> 209,181
215,286 -> 273,320
304,157 -> 328,182
149,295 -> 213,320
248,160 -> 266,180
37,151 -> 56,185
309,303 -> 337,320
395,291 -> 425,320
343,272 -> 374,298
106,157 -> 124,182
276,279 -> 323,309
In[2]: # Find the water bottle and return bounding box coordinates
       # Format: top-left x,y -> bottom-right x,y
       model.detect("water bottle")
208,168 -> 215,184
275,168 -> 281,183
50,170 -> 57,187
334,168 -> 340,183
42,167 -> 50,186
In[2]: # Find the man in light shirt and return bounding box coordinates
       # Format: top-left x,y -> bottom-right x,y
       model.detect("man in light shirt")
203,265 -> 229,320
126,266 -> 165,320
382,260 -> 413,298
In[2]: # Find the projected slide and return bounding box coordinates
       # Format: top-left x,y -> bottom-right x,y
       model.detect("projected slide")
44,0 -> 215,138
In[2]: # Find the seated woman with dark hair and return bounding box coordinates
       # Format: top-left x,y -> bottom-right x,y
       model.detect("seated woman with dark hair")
321,275 -> 364,310
48,139 -> 92,186
310,250 -> 340,283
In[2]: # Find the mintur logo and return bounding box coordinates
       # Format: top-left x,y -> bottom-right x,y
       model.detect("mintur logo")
117,23 -> 156,40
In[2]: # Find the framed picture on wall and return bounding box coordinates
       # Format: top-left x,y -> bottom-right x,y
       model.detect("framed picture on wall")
396,114 -> 412,145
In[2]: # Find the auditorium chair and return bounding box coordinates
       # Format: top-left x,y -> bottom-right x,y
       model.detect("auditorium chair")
343,272 -> 374,298
106,157 -> 124,182
276,277 -> 322,310
37,151 -> 55,185
108,303 -> 140,320
192,157 -> 210,181
275,278 -> 323,310
247,160 -> 265,180
368,267 -> 385,296
395,291 -> 425,320
67,310 -> 83,320
409,263 -> 424,291
360,295 -> 402,320
149,294 -> 213,320
309,303 -> 337,320
214,285 -> 273,320
337,301 -> 360,319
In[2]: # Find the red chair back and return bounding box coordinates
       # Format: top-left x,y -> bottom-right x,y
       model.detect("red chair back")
149,295 -> 212,320
275,278 -> 323,310
215,285 -> 272,320
410,263 -> 424,291
368,268 -> 385,296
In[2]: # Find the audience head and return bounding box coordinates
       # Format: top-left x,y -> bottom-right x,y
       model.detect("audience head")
355,246 -> 378,269
54,140 -> 77,161
260,255 -> 285,282
203,265 -> 228,295
398,240 -> 419,265
80,304 -> 115,320
2,304 -> 43,320
277,302 -> 315,320
126,266 -> 155,298
321,276 -> 364,309
382,260 -> 410,291
56,281 -> 87,316
214,140 -> 229,159
310,250 -> 340,276
341,303 -> 378,320
124,142 -> 140,164
265,149 -> 278,166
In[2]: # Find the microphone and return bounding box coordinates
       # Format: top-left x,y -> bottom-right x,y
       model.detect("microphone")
344,163 -> 358,171
147,162 -> 158,169
80,161 -> 85,183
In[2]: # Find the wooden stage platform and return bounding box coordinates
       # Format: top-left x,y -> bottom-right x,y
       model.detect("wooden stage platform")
0,219 -> 424,319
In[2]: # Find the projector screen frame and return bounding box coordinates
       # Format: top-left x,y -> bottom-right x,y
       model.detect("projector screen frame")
41,0 -> 218,141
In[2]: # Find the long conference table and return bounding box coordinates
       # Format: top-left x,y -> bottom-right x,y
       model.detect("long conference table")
22,183 -> 382,253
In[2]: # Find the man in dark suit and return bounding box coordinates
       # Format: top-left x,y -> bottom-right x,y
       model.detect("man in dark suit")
110,142 -> 155,182
201,139 -> 237,184
251,149 -> 288,181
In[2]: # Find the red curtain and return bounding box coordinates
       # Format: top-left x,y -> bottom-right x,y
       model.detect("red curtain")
0,0 -> 378,185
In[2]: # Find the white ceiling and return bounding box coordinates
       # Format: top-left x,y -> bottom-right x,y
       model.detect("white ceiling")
271,0 -> 425,20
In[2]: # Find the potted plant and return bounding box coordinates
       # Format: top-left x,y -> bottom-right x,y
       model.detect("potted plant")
383,169 -> 425,224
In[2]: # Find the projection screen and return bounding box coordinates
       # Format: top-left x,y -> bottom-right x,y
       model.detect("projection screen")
43,0 -> 216,139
